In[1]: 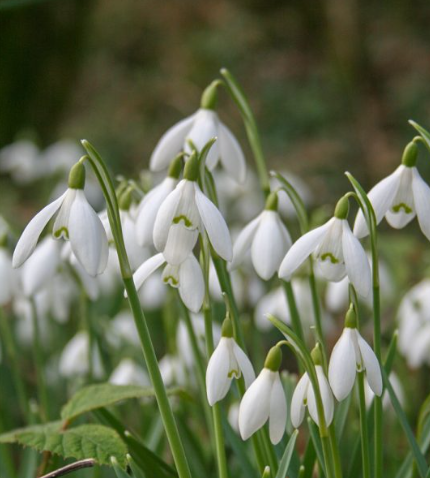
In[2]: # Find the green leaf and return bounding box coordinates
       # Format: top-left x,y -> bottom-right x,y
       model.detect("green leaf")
0,422 -> 127,467
112,456 -> 131,477
275,430 -> 299,478
127,454 -> 147,478
409,121 -> 430,155
307,419 -> 325,477
61,383 -> 182,421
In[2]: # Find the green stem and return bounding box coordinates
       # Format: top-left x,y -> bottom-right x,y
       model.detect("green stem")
282,280 -> 305,345
357,372 -> 371,478
80,288 -> 93,383
30,298 -> 50,421
308,266 -> 326,362
328,426 -> 342,478
123,277 -> 192,478
0,307 -> 30,420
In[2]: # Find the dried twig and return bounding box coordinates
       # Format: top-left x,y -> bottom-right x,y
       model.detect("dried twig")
39,459 -> 96,478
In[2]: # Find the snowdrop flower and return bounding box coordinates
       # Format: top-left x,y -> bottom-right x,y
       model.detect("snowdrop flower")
279,196 -> 371,297
0,140 -> 43,184
133,252 -> 204,313
20,237 -> 62,297
328,307 -> 382,401
153,152 -> 232,265
354,141 -> 430,240
109,359 -> 150,386
291,347 -> 334,428
206,318 -> 255,405
230,192 -> 292,280
365,372 -> 404,410
150,82 -> 246,183
136,155 -> 182,247
138,272 -> 167,310
13,161 -> 108,277
239,346 -> 287,444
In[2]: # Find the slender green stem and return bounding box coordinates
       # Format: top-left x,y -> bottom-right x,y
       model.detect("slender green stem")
79,288 -> 93,382
357,372 -> 371,478
282,280 -> 305,345
0,307 -> 30,420
123,278 -> 192,478
308,266 -> 326,361
30,298 -> 50,421
328,426 -> 342,478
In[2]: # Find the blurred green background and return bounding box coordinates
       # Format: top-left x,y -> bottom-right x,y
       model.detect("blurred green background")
2,0 -> 430,201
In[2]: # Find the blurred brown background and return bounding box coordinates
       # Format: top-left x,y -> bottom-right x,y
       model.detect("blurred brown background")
1,0 -> 430,200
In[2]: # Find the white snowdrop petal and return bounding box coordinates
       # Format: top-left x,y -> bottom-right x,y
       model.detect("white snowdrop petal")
230,214 -> 262,270
163,224 -> 199,266
206,338 -> 231,406
279,219 -> 332,279
178,254 -> 204,313
269,374 -> 287,444
96,213 -> 109,275
328,328 -> 357,401
356,332 -> 382,396
239,369 -> 272,440
153,182 -> 185,252
252,211 -> 290,280
53,189 -> 76,238
290,373 -> 309,428
232,342 -> 256,388
342,221 -> 371,297
133,253 -> 165,291
385,166 -> 416,229
353,167 -> 402,238
307,367 -> 334,427
186,110 -> 220,169
412,168 -> 430,241
13,192 -> 66,268
150,114 -> 196,171
68,191 -> 105,277
218,122 -> 246,183
194,185 -> 232,261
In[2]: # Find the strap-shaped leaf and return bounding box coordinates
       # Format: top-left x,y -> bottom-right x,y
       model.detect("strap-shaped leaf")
275,430 -> 299,478
61,383 -> 182,421
0,422 -> 127,467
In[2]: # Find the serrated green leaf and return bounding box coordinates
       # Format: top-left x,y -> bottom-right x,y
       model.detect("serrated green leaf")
61,383 -> 182,421
0,422 -> 127,467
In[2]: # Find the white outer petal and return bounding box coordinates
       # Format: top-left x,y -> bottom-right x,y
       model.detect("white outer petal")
132,253 -> 165,291
342,221 -> 371,297
279,219 -> 333,279
412,168 -> 430,241
356,331 -> 382,396
149,113 -> 196,171
178,254 -> 204,313
12,192 -> 66,268
163,224 -> 198,266
232,342 -> 256,388
269,373 -> 287,444
218,122 -> 246,183
239,369 -> 273,440
186,109 -> 220,169
153,181 -> 185,252
353,166 -> 402,238
136,178 -> 177,247
194,184 -> 232,261
96,213 -> 110,275
328,328 -> 357,401
291,373 -> 309,428
252,211 -> 290,280
230,213 -> 262,270
68,190 -> 105,277
206,338 -> 231,406
307,366 -> 334,427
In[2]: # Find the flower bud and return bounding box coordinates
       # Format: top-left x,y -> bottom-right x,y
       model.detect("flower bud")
402,141 -> 418,168
264,345 -> 282,372
334,195 -> 349,220
183,151 -> 199,182
200,80 -> 220,110
68,160 -> 86,189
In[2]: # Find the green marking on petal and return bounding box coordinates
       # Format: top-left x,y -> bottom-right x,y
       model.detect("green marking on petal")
228,369 -> 240,379
163,276 -> 179,287
392,203 -> 413,214
173,215 -> 193,228
54,227 -> 69,239
320,252 -> 339,264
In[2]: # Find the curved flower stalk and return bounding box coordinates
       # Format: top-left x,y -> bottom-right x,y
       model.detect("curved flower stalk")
150,81 -> 246,183
133,252 -> 204,313
279,195 -> 371,297
238,346 -> 287,445
153,152 -> 232,265
13,161 -> 109,277
206,317 -> 255,406
328,307 -> 382,402
291,352 -> 334,429
230,191 -> 292,280
354,141 -> 430,240
136,155 -> 182,247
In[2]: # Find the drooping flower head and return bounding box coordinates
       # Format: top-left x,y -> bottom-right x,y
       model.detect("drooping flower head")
149,81 -> 246,183
13,161 -> 108,277
354,140 -> 430,240
230,191 -> 292,280
279,195 -> 371,297
206,317 -> 255,406
153,151 -> 232,265
328,307 -> 382,402
239,345 -> 287,445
